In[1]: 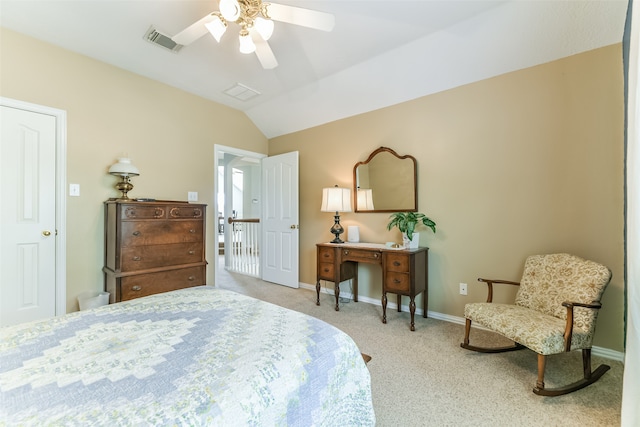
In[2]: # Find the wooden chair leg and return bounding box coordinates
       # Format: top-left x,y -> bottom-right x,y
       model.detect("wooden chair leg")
533,349 -> 611,396
536,354 -> 546,391
460,318 -> 525,353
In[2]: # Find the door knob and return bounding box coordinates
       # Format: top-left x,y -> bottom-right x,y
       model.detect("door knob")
42,230 -> 51,237
290,224 -> 299,229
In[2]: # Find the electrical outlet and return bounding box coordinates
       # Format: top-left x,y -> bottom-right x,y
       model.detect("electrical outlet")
187,191 -> 198,202
69,183 -> 80,197
459,282 -> 468,295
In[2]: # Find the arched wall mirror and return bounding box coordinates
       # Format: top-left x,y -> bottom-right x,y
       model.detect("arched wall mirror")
353,147 -> 417,212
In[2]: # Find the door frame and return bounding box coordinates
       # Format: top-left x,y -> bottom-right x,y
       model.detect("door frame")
213,144 -> 266,284
1,97 -> 67,317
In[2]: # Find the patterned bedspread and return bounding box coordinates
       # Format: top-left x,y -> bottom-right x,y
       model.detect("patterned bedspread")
0,286 -> 375,426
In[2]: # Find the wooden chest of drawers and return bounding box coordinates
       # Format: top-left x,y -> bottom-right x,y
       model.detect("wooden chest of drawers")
103,200 -> 207,303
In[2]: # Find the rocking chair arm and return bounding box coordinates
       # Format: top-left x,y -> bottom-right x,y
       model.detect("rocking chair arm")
561,300 -> 603,352
477,278 -> 520,303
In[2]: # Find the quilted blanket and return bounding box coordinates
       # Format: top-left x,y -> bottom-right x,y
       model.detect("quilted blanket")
0,286 -> 375,426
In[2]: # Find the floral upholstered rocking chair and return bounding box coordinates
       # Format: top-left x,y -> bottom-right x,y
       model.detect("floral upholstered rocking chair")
460,253 -> 612,396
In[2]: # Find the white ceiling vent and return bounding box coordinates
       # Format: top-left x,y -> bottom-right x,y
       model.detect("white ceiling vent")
224,83 -> 261,101
144,26 -> 183,53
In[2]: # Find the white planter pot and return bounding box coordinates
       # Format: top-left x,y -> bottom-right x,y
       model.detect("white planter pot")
402,232 -> 419,249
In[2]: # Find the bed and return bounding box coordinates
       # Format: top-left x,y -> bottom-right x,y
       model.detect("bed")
0,286 -> 375,426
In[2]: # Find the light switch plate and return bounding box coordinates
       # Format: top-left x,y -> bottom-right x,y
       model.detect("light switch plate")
69,183 -> 80,197
188,191 -> 198,202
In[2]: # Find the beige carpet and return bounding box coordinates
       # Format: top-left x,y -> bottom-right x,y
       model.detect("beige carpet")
216,262 -> 623,426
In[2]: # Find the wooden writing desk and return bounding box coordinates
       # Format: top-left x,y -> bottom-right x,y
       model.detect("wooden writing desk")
316,242 -> 429,331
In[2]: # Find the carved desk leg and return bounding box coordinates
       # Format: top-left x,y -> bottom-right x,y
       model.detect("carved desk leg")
316,280 -> 321,305
382,292 -> 388,324
334,281 -> 340,311
409,297 -> 416,331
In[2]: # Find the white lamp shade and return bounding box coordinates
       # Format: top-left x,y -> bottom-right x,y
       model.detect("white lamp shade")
108,157 -> 139,177
357,188 -> 375,210
219,0 -> 241,22
254,17 -> 274,41
205,14 -> 227,42
239,31 -> 256,53
321,187 -> 352,212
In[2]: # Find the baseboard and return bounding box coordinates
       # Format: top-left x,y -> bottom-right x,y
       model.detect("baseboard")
301,282 -> 625,363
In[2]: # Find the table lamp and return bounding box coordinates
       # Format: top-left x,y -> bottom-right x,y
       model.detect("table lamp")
108,157 -> 139,200
321,185 -> 352,243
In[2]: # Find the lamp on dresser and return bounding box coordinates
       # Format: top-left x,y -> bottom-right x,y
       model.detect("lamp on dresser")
108,157 -> 139,200
320,185 -> 352,243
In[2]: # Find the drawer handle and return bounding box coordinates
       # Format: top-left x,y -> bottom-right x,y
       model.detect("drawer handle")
132,285 -> 142,291
132,256 -> 141,261
344,250 -> 349,255
323,253 -> 330,258
189,229 -> 196,234
393,279 -> 401,284
154,209 -> 163,217
323,268 -> 329,273
132,231 -> 141,236
374,253 -> 379,258
188,250 -> 195,255
393,261 -> 401,266
188,276 -> 196,281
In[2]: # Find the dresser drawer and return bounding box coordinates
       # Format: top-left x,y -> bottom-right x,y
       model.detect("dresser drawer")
120,243 -> 203,271
318,262 -> 335,280
385,253 -> 410,272
121,220 -> 203,246
385,271 -> 410,293
122,204 -> 167,219
120,266 -> 205,301
169,206 -> 204,219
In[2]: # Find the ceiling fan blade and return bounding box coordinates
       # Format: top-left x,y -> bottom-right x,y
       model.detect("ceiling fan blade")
251,31 -> 278,69
172,13 -> 216,45
264,3 -> 335,32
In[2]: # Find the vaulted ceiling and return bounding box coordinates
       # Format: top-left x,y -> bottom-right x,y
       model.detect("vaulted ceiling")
0,1 -> 629,138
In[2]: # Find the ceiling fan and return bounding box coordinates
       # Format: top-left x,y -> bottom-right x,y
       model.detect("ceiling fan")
172,0 -> 335,69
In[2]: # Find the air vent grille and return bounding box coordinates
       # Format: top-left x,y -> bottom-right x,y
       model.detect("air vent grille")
144,26 -> 183,53
224,83 -> 261,101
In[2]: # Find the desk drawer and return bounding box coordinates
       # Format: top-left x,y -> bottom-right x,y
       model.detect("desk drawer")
385,253 -> 410,272
318,262 -> 335,280
318,246 -> 335,263
385,271 -> 410,293
342,248 -> 381,263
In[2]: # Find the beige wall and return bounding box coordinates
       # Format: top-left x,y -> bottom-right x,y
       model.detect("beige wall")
0,28 -> 269,311
270,44 -> 625,352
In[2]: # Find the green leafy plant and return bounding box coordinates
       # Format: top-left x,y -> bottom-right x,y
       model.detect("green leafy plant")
387,212 -> 436,240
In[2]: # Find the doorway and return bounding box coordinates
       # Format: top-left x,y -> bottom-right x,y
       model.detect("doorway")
214,145 -> 266,283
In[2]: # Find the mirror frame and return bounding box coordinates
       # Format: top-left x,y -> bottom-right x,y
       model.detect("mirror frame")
353,146 -> 417,213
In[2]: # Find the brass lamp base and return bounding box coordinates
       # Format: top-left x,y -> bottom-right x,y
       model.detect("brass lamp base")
115,177 -> 134,200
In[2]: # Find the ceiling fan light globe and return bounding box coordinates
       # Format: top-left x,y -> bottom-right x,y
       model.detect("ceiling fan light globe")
254,17 -> 274,41
219,0 -> 241,22
239,33 -> 256,54
205,16 -> 227,43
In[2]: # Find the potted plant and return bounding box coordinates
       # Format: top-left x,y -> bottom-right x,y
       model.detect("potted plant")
387,212 -> 436,248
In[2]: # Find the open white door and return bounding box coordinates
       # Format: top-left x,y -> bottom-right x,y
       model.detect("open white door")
1,105 -> 57,325
261,152 -> 299,288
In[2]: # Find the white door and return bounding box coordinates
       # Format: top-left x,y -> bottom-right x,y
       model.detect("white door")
0,106 -> 57,326
261,152 -> 299,288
